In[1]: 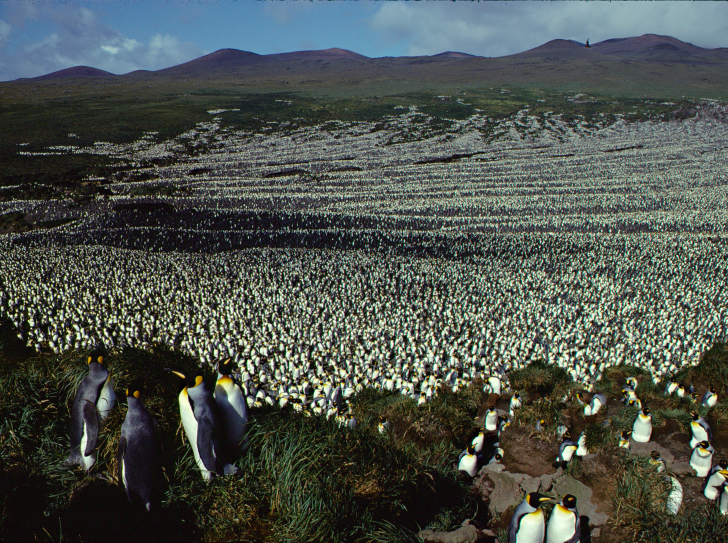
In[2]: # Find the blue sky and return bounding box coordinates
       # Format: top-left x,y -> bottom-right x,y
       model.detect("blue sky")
1,0 -> 728,81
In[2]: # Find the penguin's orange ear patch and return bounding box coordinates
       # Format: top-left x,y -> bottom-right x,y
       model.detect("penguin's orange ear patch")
133,390 -> 140,399
87,356 -> 93,365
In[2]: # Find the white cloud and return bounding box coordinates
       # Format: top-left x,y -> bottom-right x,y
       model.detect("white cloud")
0,20 -> 11,49
369,2 -> 728,57
1,4 -> 202,80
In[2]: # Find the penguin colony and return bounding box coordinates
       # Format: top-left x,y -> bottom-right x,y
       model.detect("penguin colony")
1,235 -> 725,400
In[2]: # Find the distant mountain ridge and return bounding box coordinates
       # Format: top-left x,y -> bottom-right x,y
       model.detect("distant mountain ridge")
20,34 -> 728,82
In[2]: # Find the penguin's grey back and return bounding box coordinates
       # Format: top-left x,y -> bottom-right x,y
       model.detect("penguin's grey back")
119,396 -> 162,510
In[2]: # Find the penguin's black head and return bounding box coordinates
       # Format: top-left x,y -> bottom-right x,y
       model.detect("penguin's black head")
563,430 -> 572,441
642,408 -> 650,416
379,415 -> 387,423
217,358 -> 234,376
650,450 -> 661,460
513,392 -> 519,399
711,387 -> 717,393
719,459 -> 728,470
88,346 -> 106,366
488,405 -> 495,412
526,492 -> 551,507
466,444 -> 475,455
167,369 -> 204,389
692,412 -> 700,421
562,494 -> 577,508
126,377 -> 145,399
699,441 -> 711,450
621,430 -> 632,439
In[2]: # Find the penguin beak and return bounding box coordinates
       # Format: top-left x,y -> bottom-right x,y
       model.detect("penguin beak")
539,496 -> 552,503
719,470 -> 728,477
167,369 -> 186,379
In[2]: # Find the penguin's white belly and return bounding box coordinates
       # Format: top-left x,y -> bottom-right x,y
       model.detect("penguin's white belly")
632,416 -> 652,442
690,450 -> 712,477
690,425 -> 708,448
121,457 -> 128,490
458,454 -> 478,477
80,421 -> 97,471
485,414 -> 498,431
666,476 -> 682,514
472,435 -> 485,453
97,377 -> 116,420
546,508 -> 575,543
721,488 -> 728,515
179,392 -> 210,479
561,446 -> 576,462
705,471 -> 726,499
516,510 -> 545,543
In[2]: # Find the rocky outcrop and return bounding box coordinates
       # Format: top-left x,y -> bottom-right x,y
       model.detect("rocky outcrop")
418,520 -> 495,543
474,464 -> 609,526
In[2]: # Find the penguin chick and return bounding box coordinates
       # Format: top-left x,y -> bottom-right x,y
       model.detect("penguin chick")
702,387 -> 718,408
632,408 -> 652,443
214,358 -> 249,454
690,441 -> 714,477
458,444 -> 478,477
118,377 -> 162,511
690,412 -> 712,449
546,494 -> 580,543
484,405 -> 498,432
66,347 -> 116,470
170,369 -> 235,480
509,492 -> 551,543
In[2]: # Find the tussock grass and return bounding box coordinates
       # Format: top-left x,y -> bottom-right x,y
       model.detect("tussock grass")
0,341 -> 479,542
508,360 -> 574,399
611,454 -> 728,542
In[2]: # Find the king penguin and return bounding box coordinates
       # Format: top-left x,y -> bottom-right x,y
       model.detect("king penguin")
458,444 -> 478,477
632,408 -> 652,443
118,377 -> 162,511
588,393 -> 607,415
509,492 -> 551,543
170,369 -> 236,480
703,460 -> 728,500
690,412 -> 712,449
485,405 -> 499,432
545,494 -> 580,543
214,358 -> 249,454
553,432 -> 578,469
702,387 -> 718,408
690,441 -> 714,477
66,346 -> 116,470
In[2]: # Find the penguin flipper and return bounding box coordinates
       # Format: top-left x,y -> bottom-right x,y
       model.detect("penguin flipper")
82,402 -> 99,457
117,435 -> 127,485
196,418 -> 219,474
